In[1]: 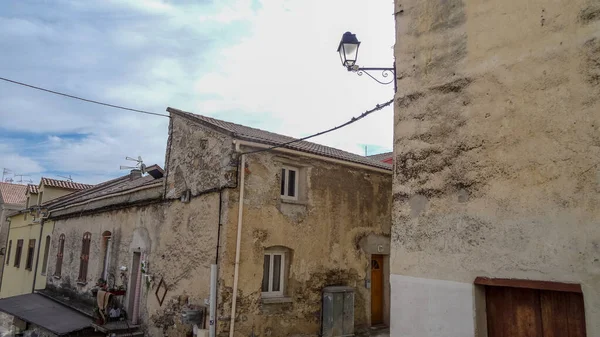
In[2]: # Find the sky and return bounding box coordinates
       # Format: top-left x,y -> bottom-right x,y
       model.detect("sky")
0,0 -> 395,185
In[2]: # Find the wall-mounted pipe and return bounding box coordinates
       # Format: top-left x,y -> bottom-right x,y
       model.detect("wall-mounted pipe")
229,153 -> 246,337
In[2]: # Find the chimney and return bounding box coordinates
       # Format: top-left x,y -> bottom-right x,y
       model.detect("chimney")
130,169 -> 142,180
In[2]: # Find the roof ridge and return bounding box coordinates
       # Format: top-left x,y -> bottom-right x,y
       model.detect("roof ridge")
167,107 -> 392,171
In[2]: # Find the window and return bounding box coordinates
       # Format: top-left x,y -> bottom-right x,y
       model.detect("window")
280,167 -> 299,199
261,250 -> 286,298
6,240 -> 11,265
78,232 -> 91,282
101,231 -> 112,280
38,191 -> 44,205
14,239 -> 23,268
25,239 -> 36,270
55,234 -> 65,277
41,235 -> 51,274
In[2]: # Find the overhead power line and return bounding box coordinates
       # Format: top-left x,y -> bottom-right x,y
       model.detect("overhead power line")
0,76 -> 169,118
241,98 -> 394,155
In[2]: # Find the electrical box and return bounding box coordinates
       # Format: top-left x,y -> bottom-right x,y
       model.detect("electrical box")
321,286 -> 354,337
181,307 -> 204,325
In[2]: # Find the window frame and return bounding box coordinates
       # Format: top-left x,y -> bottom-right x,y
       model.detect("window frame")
261,250 -> 286,298
280,166 -> 299,200
41,235 -> 51,275
5,240 -> 11,266
78,232 -> 91,283
25,239 -> 36,270
55,234 -> 65,277
14,239 -> 23,268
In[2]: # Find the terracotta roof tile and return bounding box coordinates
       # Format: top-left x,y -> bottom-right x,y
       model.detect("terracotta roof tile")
367,152 -> 393,162
27,184 -> 39,194
168,108 -> 393,171
0,182 -> 27,205
40,178 -> 94,190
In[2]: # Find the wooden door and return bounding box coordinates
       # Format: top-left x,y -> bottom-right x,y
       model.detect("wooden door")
371,255 -> 384,325
486,286 -> 586,337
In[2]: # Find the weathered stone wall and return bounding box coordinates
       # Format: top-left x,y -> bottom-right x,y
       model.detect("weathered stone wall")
46,191 -> 221,337
164,113 -> 237,200
392,0 -> 600,335
217,150 -> 392,337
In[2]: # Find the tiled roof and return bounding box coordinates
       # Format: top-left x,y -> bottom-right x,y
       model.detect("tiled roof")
168,108 -> 393,171
27,184 -> 39,194
367,152 -> 393,162
40,177 -> 94,190
0,182 -> 27,205
44,168 -> 164,211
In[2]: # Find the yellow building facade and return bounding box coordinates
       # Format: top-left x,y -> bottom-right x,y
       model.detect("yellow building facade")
0,178 -> 92,298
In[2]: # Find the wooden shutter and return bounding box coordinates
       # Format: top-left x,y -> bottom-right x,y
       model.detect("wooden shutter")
78,233 -> 91,282
14,239 -> 23,267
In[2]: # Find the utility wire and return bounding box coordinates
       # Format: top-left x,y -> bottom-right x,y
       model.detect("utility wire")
241,98 -> 394,155
0,76 -> 169,118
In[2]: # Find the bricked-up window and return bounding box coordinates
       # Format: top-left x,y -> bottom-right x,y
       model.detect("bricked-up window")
14,239 -> 23,268
280,167 -> 298,200
25,239 -> 36,270
55,234 -> 65,277
78,232 -> 91,282
5,240 -> 11,265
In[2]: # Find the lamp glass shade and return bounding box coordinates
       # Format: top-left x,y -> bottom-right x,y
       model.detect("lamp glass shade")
337,32 -> 360,68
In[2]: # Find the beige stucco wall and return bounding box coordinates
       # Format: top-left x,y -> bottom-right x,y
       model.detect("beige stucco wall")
391,0 -> 600,335
0,214 -> 53,298
0,203 -> 24,290
217,149 -> 392,337
38,186 -> 76,205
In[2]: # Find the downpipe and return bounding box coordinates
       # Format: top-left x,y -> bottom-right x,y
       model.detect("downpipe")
229,152 -> 246,337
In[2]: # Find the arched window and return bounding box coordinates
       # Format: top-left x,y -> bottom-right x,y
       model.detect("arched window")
55,234 -> 65,277
101,231 -> 112,280
41,235 -> 51,274
78,232 -> 91,282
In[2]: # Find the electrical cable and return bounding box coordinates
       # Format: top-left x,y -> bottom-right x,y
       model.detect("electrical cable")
241,98 -> 394,155
0,76 -> 169,118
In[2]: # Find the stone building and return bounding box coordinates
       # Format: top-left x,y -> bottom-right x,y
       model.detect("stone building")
0,109 -> 392,337
164,108 -> 393,336
390,0 -> 599,336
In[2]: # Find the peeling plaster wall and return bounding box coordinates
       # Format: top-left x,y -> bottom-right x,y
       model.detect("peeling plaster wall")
45,191 -> 221,337
164,113 -> 237,200
392,0 -> 600,335
217,150 -> 392,337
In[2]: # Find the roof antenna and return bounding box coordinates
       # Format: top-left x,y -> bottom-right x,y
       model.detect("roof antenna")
120,156 -> 147,174
58,175 -> 74,182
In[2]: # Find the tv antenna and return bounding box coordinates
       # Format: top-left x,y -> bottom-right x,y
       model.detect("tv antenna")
57,175 -> 74,182
2,168 -> 13,182
14,174 -> 33,184
120,156 -> 146,174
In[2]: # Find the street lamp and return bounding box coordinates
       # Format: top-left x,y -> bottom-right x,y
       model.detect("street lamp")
337,31 -> 396,92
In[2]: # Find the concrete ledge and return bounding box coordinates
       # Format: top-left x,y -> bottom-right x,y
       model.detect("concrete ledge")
261,297 -> 293,304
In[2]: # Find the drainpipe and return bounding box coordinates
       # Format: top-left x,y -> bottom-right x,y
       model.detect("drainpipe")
209,264 -> 217,337
31,211 -> 45,293
229,153 -> 246,337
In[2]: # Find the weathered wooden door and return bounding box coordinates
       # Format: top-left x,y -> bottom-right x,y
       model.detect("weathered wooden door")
486,286 -> 586,337
371,254 -> 384,325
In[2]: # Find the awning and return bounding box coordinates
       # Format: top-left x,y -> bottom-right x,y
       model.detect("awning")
0,293 -> 91,335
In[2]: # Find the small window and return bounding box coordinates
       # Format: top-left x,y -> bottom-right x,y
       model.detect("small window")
14,239 -> 23,268
41,235 -> 51,274
38,191 -> 44,205
78,232 -> 91,282
55,234 -> 65,277
261,250 -> 286,298
25,239 -> 36,270
280,167 -> 299,199
6,240 -> 12,265
101,231 -> 112,280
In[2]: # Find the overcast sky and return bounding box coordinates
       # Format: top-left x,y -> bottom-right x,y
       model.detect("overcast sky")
0,0 -> 395,185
